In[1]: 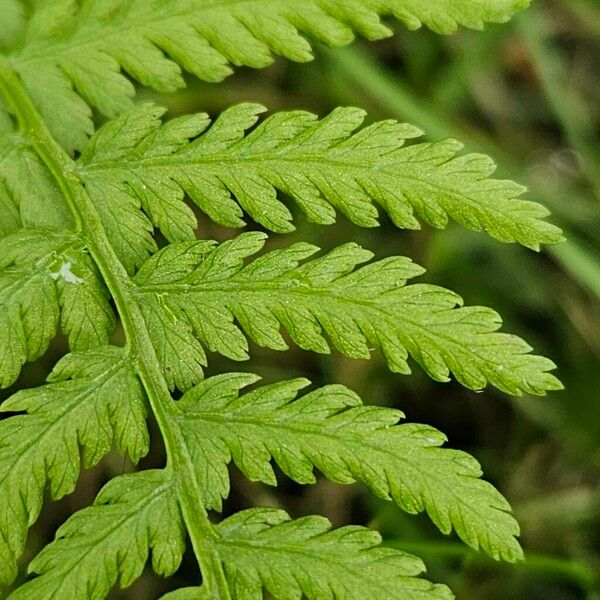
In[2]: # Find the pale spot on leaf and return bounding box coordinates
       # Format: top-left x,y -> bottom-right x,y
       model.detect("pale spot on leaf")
50,262 -> 84,285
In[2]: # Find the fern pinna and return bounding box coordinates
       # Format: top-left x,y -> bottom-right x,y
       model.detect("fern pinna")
0,1 -> 562,599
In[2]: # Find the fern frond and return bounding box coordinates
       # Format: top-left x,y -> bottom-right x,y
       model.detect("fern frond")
178,373 -> 522,561
0,6 -> 561,597
78,103 -> 563,270
8,0 -> 530,151
0,229 -> 115,387
0,347 -> 148,585
213,508 -> 453,600
8,471 -> 183,600
134,233 -> 561,396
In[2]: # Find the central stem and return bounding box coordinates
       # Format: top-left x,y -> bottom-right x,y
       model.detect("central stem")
0,55 -> 230,600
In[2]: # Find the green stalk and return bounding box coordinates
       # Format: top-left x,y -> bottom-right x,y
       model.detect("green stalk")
0,55 -> 231,600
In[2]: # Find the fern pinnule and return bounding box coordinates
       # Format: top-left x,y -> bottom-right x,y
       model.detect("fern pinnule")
0,229 -> 114,388
6,0 -> 531,151
178,373 -> 523,561
78,102 -> 563,275
134,232 -> 562,396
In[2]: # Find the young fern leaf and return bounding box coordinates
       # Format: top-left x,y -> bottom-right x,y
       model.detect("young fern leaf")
6,0 -> 531,151
0,229 -> 115,387
78,103 -> 563,272
178,373 -> 523,561
134,233 -> 562,396
8,471 -> 184,600
0,348 -> 148,585
211,508 -> 453,600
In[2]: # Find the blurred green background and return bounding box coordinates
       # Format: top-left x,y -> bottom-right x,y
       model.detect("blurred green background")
3,1 -> 599,598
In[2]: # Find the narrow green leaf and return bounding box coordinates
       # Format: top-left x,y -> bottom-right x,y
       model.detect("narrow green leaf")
135,233 -> 562,396
215,508 -> 453,600
10,0 -> 532,150
179,373 -> 523,561
79,103 -> 563,250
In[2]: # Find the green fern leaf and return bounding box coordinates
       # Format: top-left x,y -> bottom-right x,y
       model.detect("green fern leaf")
134,233 -> 561,396
214,508 -> 453,600
78,103 -> 562,267
178,373 -> 523,561
0,347 -> 149,585
138,292 -> 209,392
7,0 -> 530,151
8,471 -> 183,600
79,172 -> 157,274
0,229 -> 115,387
0,4 -> 563,597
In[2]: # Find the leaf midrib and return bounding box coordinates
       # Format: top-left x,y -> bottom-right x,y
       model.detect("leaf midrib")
135,282 -> 512,374
79,152 -> 531,231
